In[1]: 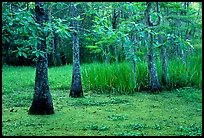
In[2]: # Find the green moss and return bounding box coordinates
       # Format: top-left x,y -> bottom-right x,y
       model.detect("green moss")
2,88 -> 202,136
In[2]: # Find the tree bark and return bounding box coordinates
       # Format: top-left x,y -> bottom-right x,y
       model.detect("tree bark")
69,3 -> 83,98
145,2 -> 162,92
29,2 -> 54,115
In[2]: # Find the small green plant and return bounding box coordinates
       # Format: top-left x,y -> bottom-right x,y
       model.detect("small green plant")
176,124 -> 201,136
152,124 -> 162,130
84,124 -> 109,131
107,114 -> 128,121
128,123 -> 147,130
88,124 -> 98,130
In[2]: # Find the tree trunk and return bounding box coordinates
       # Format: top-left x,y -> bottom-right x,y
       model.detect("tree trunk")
132,47 -> 137,89
177,21 -> 186,65
69,3 -> 83,98
53,31 -> 62,66
29,2 -> 54,115
27,2 -> 29,11
130,34 -> 138,90
105,47 -> 110,64
159,34 -> 167,86
147,33 -> 162,92
145,2 -> 162,92
48,5 -> 62,67
112,8 -> 119,63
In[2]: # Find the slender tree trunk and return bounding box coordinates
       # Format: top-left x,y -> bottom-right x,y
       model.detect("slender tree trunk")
29,2 -> 54,115
132,47 -> 137,89
53,31 -> 62,66
145,2 -> 162,92
159,4 -> 168,86
121,39 -> 128,61
177,21 -> 186,65
105,47 -> 110,64
69,3 -> 83,98
112,8 -> 119,63
133,58 -> 137,88
159,34 -> 167,86
27,2 -> 29,11
120,5 -> 127,60
47,6 -> 61,67
112,9 -> 117,31
147,33 -> 162,92
130,34 -> 138,89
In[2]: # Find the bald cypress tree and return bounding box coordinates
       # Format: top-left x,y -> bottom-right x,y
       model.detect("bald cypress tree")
69,3 -> 83,98
145,2 -> 162,92
28,2 -> 54,115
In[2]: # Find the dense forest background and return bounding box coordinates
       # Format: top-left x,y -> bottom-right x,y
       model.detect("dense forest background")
2,2 -> 202,66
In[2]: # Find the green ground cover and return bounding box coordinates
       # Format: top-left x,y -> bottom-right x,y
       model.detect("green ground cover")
2,65 -> 202,136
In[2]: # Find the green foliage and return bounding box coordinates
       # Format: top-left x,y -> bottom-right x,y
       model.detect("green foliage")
2,2 -> 202,66
2,2 -> 73,62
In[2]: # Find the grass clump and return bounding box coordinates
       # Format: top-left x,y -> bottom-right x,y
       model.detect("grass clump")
81,52 -> 201,94
81,62 -> 137,93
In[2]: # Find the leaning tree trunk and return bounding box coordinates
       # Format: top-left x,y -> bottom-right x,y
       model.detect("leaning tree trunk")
69,3 -> 83,98
28,2 -> 54,115
145,2 -> 162,92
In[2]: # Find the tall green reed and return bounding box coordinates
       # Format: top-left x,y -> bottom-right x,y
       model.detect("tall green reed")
81,52 -> 201,94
